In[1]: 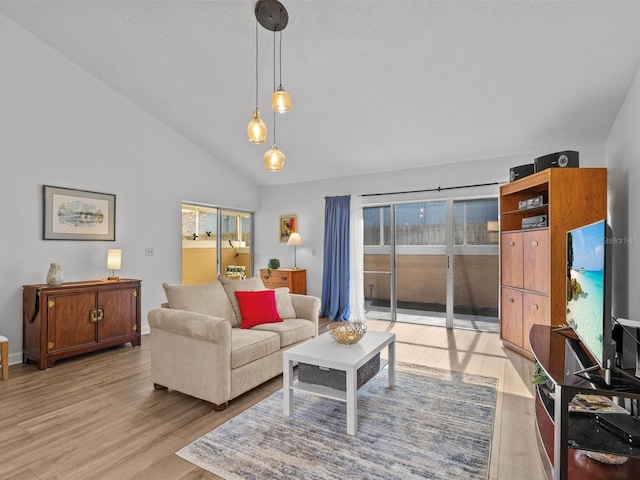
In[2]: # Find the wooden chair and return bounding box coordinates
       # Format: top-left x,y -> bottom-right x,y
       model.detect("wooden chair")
0,335 -> 8,380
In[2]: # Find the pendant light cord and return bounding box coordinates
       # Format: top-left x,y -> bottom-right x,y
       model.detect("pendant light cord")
254,20 -> 259,110
273,28 -> 277,144
279,30 -> 283,89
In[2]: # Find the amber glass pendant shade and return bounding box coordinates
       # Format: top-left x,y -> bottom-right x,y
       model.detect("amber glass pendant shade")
247,109 -> 267,143
272,87 -> 291,112
263,145 -> 285,172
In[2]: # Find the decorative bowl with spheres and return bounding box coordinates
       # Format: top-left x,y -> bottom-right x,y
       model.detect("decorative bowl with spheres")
327,321 -> 367,345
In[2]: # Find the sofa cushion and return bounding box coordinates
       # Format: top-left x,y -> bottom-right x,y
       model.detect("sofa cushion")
230,329 -> 280,369
219,275 -> 266,326
162,279 -> 236,324
235,290 -> 283,329
273,287 -> 297,319
252,319 -> 316,348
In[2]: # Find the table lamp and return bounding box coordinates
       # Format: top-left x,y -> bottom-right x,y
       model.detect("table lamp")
287,232 -> 302,269
107,248 -> 122,281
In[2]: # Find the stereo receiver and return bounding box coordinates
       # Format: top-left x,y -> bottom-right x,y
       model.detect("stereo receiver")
518,194 -> 548,210
521,215 -> 548,229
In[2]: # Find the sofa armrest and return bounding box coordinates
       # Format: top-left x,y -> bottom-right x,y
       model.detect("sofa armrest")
147,308 -> 232,344
290,294 -> 321,336
148,308 -> 233,406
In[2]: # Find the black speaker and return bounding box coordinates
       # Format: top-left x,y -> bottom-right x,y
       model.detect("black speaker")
534,150 -> 579,172
509,163 -> 534,182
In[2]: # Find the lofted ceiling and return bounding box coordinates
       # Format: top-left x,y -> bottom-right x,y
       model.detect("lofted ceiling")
2,1 -> 640,187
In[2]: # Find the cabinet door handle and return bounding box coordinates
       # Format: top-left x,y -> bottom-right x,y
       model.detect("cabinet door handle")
509,241 -> 514,247
89,308 -> 105,322
532,304 -> 539,310
508,298 -> 515,304
532,240 -> 539,247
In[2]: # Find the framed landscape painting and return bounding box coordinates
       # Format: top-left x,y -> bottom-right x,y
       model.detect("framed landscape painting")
43,185 -> 116,240
279,215 -> 296,243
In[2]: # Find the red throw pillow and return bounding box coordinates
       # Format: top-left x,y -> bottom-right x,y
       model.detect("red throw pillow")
234,290 -> 283,329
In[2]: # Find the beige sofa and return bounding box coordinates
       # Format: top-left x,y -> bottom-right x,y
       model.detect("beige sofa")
147,275 -> 320,410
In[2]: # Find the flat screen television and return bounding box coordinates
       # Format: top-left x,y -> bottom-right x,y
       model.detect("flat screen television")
565,219 -> 614,380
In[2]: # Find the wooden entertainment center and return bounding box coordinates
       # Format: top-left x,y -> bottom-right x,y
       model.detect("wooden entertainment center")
499,168 -> 607,359
23,279 -> 141,369
500,166 -> 640,478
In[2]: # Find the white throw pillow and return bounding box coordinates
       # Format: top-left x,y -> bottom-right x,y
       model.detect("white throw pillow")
274,287 -> 297,319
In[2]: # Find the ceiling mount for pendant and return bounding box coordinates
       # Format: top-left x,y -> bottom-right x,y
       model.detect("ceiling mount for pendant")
252,0 -> 290,172
255,0 -> 288,32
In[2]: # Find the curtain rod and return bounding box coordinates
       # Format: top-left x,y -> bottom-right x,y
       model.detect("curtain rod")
362,181 -> 503,197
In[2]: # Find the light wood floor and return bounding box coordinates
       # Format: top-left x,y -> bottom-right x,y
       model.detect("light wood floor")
0,320 -> 546,480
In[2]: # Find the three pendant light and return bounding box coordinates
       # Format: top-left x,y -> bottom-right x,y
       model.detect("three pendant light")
247,0 -> 291,172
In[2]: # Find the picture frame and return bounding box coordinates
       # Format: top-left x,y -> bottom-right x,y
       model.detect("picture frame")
279,214 -> 297,243
43,185 -> 116,241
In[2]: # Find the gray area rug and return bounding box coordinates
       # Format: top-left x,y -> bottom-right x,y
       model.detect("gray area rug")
176,363 -> 498,480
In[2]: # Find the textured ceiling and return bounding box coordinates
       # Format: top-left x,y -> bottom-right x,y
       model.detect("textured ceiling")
2,1 -> 640,186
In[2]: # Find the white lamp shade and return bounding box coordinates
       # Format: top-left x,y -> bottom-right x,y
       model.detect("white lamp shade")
287,232 -> 302,246
107,249 -> 122,270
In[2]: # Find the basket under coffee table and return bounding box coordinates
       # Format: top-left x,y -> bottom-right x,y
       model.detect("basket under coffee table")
283,330 -> 396,435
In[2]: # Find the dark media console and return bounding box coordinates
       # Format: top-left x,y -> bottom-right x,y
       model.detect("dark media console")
530,325 -> 640,480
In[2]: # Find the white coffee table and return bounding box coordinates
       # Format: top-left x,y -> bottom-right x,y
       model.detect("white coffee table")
283,329 -> 396,435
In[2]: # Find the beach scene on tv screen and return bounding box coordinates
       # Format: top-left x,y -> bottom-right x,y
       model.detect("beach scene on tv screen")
566,221 -> 605,364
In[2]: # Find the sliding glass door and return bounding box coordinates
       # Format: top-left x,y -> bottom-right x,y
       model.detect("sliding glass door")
363,206 -> 393,320
220,210 -> 252,280
452,199 -> 499,330
363,197 -> 498,331
394,201 -> 448,326
182,204 -> 218,285
181,204 -> 253,285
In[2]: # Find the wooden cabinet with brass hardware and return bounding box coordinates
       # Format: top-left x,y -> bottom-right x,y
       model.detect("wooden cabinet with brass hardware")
23,279 -> 141,369
259,268 -> 306,295
499,168 -> 607,359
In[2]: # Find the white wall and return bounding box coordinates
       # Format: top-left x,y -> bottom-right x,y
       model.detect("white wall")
1,9 -> 620,366
257,145 -> 606,300
0,15 -> 259,364
606,64 -> 640,320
